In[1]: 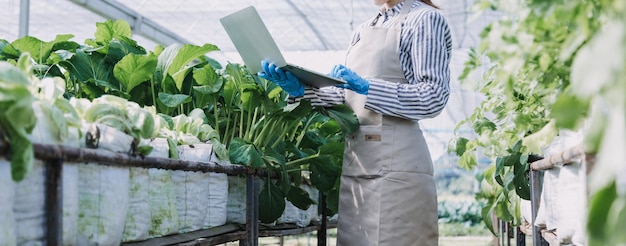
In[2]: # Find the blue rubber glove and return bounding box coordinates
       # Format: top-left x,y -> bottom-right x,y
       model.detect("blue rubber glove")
257,60 -> 304,97
330,64 -> 369,95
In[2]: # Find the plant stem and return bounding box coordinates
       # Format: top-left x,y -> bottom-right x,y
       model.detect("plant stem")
150,78 -> 157,108
213,98 -> 220,138
253,118 -> 272,147
239,107 -> 244,139
285,153 -> 319,168
296,114 -> 316,148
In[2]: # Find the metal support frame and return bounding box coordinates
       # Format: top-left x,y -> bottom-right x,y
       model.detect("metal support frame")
19,0 -> 30,37
45,158 -> 63,245
243,173 -> 260,246
0,141 -> 333,245
530,170 -> 549,246
68,0 -> 191,46
516,227 -> 526,245
317,193 -> 328,246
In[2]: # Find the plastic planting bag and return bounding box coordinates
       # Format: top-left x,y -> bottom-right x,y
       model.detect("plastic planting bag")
304,185 -> 320,224
76,123 -> 132,246
122,153 -> 151,242
278,200 -> 301,225
277,184 -> 318,227
227,176 -> 264,224
173,143 -> 228,232
226,176 -> 247,224
146,138 -> 179,238
535,129 -> 586,245
0,160 -> 16,246
14,102 -> 80,246
174,144 -> 211,233
203,152 -> 228,229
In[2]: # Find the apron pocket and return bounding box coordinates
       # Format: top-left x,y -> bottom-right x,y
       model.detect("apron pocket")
343,125 -> 393,177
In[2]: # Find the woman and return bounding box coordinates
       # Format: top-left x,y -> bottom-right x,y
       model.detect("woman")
259,0 -> 452,245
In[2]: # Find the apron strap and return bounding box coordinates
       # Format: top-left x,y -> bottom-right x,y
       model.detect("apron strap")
394,0 -> 416,28
369,0 -> 416,27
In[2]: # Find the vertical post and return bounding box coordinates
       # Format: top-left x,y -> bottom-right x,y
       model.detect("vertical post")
19,0 -> 30,37
506,222 -> 512,246
45,158 -> 63,245
517,227 -> 526,246
530,170 -> 545,246
500,220 -> 506,246
242,173 -> 259,246
317,193 -> 327,246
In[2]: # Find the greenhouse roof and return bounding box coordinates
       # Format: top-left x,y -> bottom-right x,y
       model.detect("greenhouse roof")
1,0 -> 501,52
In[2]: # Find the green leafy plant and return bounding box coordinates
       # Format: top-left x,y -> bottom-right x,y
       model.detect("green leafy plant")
207,63 -> 358,222
451,0 -> 625,242
1,19 -> 360,224
0,56 -> 37,181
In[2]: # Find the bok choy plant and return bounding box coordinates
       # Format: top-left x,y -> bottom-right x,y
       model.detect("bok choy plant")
214,63 -> 358,222
0,57 -> 37,181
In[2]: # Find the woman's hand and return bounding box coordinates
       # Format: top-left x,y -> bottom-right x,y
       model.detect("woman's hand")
330,64 -> 369,95
258,60 -> 304,97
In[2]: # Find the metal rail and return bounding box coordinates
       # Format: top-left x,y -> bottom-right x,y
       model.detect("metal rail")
0,140 -> 331,245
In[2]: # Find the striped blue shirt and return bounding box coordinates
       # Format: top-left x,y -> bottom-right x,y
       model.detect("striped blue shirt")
301,1 -> 452,120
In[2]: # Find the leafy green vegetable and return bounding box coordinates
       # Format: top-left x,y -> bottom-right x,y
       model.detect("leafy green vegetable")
450,0 -> 621,232
0,60 -> 37,181
259,179 -> 286,223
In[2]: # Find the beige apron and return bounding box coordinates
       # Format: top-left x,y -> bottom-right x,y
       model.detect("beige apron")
336,0 -> 438,245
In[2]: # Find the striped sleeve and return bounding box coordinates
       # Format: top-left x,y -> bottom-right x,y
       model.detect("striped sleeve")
365,8 -> 452,120
301,86 -> 345,106
289,86 -> 345,107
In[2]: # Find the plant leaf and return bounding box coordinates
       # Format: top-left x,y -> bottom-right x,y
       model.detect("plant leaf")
228,137 -> 264,168
259,179 -> 286,223
309,155 -> 341,192
193,64 -> 220,86
286,185 -> 315,210
316,104 -> 359,134
587,181 -> 616,240
65,50 -> 111,91
114,53 -> 157,92
156,44 -> 219,90
158,92 -> 191,108
93,19 -> 133,44
551,93 -> 589,129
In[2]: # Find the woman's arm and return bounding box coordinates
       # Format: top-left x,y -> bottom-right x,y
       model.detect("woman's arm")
365,9 -> 452,120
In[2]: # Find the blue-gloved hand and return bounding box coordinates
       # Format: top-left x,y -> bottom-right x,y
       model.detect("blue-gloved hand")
330,64 -> 369,95
258,60 -> 304,97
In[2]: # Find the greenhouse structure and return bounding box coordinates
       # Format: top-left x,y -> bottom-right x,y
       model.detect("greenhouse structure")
1,0 -> 624,245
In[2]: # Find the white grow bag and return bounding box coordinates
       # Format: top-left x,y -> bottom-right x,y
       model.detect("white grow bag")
121,139 -> 152,242
174,144 -> 228,233
76,123 -> 132,246
277,184 -> 319,227
535,130 -> 587,245
146,138 -> 179,238
0,159 -> 16,246
13,102 -> 80,246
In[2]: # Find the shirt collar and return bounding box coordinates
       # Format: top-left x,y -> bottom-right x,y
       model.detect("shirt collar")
378,2 -> 404,19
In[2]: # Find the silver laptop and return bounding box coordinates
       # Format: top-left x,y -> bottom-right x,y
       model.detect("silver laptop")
219,6 -> 345,88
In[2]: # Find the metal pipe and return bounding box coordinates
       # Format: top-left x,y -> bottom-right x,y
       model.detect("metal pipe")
0,138 -> 279,178
530,144 -> 585,170
19,0 -> 30,37
517,226 -> 526,246
530,170 -> 547,246
4,142 -> 253,175
45,158 -> 63,245
243,174 -> 259,246
317,193 -> 327,246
